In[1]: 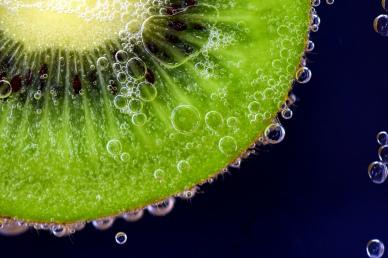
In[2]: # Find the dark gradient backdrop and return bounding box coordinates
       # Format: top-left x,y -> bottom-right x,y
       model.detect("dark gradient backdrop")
0,1 -> 386,258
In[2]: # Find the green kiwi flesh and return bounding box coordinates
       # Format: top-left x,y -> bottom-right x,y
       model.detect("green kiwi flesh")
0,0 -> 311,223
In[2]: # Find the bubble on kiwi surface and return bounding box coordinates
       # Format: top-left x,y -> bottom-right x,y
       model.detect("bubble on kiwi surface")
0,0 -> 313,228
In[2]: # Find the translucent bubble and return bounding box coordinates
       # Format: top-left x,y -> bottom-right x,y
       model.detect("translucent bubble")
122,210 -> 144,222
227,117 -> 239,128
116,72 -> 128,84
367,239 -> 385,258
312,0 -> 321,7
219,136 -> 237,155
374,15 -> 388,37
179,188 -> 197,200
281,108 -> 293,120
379,145 -> 388,163
310,14 -> 320,32
0,80 -> 12,99
51,225 -> 67,238
139,82 -> 157,102
295,67 -> 312,84
383,0 -> 388,12
106,139 -> 122,156
368,161 -> 388,184
132,112 -> 147,127
264,123 -> 286,144
115,232 -> 128,245
126,57 -> 146,80
205,111 -> 224,131
97,57 -> 110,71
377,131 -> 388,146
115,50 -> 129,63
248,101 -> 261,114
0,221 -> 28,236
171,105 -> 201,134
306,40 -> 315,52
128,99 -> 143,113
326,0 -> 334,5
120,152 -> 130,162
147,198 -> 175,216
34,90 -> 42,100
114,95 -> 128,109
92,218 -> 114,231
153,168 -> 165,181
177,160 -> 191,173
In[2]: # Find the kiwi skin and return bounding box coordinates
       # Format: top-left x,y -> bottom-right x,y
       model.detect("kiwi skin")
0,0 -> 312,234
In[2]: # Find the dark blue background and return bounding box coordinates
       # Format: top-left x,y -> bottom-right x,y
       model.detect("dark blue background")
0,1 -> 386,257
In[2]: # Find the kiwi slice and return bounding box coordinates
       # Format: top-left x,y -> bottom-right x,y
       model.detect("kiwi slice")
0,0 -> 311,225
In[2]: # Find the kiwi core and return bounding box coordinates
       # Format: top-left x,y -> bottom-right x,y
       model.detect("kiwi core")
0,0 -> 137,51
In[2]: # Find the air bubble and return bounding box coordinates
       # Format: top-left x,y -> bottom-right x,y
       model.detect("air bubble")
51,225 -> 67,237
383,0 -> 388,12
92,218 -> 114,231
219,136 -> 237,155
126,57 -> 146,80
116,72 -> 128,84
326,0 -> 334,5
367,239 -> 385,258
120,152 -> 130,162
379,145 -> 388,163
295,67 -> 312,84
179,188 -> 197,200
115,232 -> 128,245
374,15 -> 388,37
122,210 -> 144,222
114,95 -> 128,109
264,123 -> 286,144
147,198 -> 175,216
128,99 -> 143,113
205,111 -> 224,131
153,168 -> 165,181
171,105 -> 201,134
0,80 -> 12,99
227,117 -> 239,128
177,160 -> 191,173
106,139 -> 122,156
97,57 -> 110,71
312,0 -> 321,7
132,112 -> 147,127
281,108 -> 293,120
248,101 -> 261,114
306,40 -> 315,52
377,131 -> 388,146
34,90 -> 42,100
139,82 -> 157,102
368,161 -> 388,184
115,50 -> 129,63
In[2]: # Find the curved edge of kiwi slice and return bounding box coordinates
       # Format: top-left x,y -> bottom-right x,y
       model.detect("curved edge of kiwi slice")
0,0 -> 313,235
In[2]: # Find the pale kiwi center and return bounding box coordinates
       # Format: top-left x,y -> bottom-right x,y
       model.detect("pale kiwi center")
0,0 -> 139,51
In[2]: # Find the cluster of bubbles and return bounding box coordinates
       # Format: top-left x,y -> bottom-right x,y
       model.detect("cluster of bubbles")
368,131 -> 388,184
0,0 -> 135,22
367,132 -> 387,258
374,0 -> 388,36
106,139 -> 131,162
